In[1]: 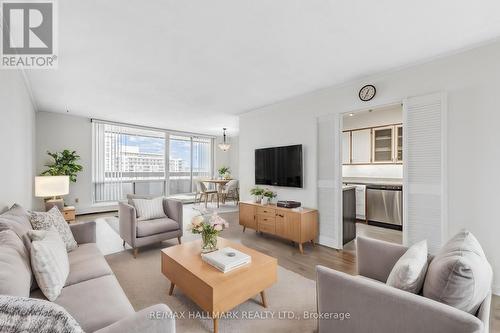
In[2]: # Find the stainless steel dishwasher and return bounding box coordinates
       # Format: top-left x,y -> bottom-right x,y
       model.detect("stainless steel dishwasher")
366,184 -> 402,230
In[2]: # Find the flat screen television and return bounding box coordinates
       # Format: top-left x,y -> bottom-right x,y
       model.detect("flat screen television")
255,144 -> 303,188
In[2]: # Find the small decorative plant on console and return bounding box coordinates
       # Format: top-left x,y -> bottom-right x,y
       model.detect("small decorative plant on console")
250,186 -> 265,203
190,213 -> 229,253
261,189 -> 277,205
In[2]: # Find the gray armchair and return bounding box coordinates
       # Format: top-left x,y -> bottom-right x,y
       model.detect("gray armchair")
119,195 -> 183,258
316,237 -> 490,333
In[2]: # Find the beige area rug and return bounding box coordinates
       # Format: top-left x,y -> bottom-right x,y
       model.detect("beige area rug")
105,243 -> 317,333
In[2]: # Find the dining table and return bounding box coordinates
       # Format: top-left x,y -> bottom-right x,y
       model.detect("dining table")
201,179 -> 232,208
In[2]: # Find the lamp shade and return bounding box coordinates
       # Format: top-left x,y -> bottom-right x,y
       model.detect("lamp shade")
35,176 -> 70,197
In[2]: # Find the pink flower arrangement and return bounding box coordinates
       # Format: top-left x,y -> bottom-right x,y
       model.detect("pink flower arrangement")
189,212 -> 229,235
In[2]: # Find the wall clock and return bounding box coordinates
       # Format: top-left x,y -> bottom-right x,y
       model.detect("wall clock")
359,84 -> 376,101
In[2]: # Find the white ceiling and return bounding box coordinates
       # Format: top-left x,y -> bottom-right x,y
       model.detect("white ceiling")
26,0 -> 500,135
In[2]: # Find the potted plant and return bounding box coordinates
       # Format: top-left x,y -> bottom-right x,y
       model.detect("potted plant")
250,186 -> 264,203
189,213 -> 229,253
261,189 -> 277,205
217,166 -> 231,180
41,150 -> 83,182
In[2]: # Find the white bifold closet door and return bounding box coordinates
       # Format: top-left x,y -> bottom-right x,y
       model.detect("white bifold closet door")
317,114 -> 343,249
403,92 -> 447,254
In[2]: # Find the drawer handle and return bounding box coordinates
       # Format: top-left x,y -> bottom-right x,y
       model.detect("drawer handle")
263,218 -> 267,221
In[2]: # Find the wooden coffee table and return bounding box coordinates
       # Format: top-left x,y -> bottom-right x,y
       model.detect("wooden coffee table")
161,237 -> 277,332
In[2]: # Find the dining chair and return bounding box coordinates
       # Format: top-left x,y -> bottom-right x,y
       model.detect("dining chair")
195,180 -> 218,208
222,179 -> 239,204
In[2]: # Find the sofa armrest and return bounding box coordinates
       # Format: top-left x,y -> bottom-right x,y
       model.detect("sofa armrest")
356,236 -> 408,282
163,199 -> 183,234
69,221 -> 96,244
119,202 -> 137,246
93,304 -> 175,333
316,266 -> 483,333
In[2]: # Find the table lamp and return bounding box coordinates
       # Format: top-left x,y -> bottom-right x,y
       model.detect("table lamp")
35,176 -> 70,211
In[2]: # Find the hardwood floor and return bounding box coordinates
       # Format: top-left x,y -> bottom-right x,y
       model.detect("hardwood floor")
77,204 -> 499,332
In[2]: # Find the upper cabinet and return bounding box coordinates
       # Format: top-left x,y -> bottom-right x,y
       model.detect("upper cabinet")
351,129 -> 371,164
343,123 -> 402,165
396,125 -> 403,163
372,126 -> 394,163
342,132 -> 351,164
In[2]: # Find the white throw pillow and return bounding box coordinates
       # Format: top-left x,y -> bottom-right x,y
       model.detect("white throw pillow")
386,240 -> 428,294
132,197 -> 166,221
28,229 -> 69,301
423,230 -> 492,314
30,207 -> 77,252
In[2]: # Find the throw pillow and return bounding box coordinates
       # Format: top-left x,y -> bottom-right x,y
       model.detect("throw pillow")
386,240 -> 428,294
423,229 -> 492,314
30,206 -> 77,252
29,229 -> 69,301
0,295 -> 83,333
132,197 -> 166,221
0,203 -> 33,251
0,230 -> 32,297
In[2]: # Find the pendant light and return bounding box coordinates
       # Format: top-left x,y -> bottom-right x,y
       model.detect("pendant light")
218,128 -> 231,151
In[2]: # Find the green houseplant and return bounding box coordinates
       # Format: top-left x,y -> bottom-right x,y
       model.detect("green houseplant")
250,186 -> 265,203
41,150 -> 83,182
217,166 -> 231,179
262,189 -> 277,205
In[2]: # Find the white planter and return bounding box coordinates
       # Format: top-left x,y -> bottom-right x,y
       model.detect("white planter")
261,197 -> 269,205
254,195 -> 262,203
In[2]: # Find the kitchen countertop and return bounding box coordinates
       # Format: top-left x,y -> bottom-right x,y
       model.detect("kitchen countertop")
343,177 -> 403,186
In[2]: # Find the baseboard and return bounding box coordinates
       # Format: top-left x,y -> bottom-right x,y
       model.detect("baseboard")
492,284 -> 500,296
76,203 -> 118,215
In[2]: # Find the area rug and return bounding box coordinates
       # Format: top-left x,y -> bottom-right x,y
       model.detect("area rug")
105,244 -> 317,332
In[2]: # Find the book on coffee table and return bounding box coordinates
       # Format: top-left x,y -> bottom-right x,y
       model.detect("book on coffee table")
201,247 -> 251,273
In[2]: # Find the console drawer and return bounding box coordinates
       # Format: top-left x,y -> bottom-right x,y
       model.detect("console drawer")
257,207 -> 275,217
257,216 -> 276,234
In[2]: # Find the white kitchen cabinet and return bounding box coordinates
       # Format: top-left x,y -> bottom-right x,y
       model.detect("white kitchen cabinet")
351,129 -> 371,164
396,125 -> 403,163
342,132 -> 351,164
372,126 -> 394,163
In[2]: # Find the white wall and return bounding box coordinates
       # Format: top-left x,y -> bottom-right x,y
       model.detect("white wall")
342,165 -> 402,179
239,41 -> 500,293
35,112 -> 94,213
215,135 -> 239,179
0,71 -> 36,211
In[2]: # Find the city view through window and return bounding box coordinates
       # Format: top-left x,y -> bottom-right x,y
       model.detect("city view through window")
93,122 -> 213,202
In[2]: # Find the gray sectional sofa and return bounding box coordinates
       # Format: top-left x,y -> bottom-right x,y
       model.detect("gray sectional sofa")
316,236 -> 491,333
0,205 -> 175,333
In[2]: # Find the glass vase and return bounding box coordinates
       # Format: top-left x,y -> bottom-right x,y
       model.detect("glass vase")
201,232 -> 218,253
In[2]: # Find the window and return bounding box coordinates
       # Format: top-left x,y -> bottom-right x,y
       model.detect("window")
92,121 -> 213,203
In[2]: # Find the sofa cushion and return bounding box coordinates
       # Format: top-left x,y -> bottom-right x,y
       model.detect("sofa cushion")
387,240 -> 428,294
0,295 -> 84,333
132,197 -> 166,221
0,203 -> 33,251
136,217 -> 179,237
423,230 -> 492,314
52,275 -> 134,332
126,194 -> 153,218
29,229 -> 70,301
65,243 -> 113,287
0,230 -> 32,297
30,207 -> 78,252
